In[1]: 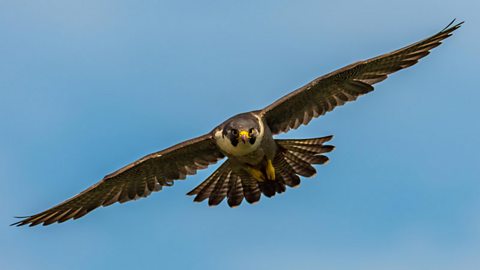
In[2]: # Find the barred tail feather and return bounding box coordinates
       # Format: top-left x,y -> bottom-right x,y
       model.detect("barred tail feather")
208,170 -> 233,206
274,154 -> 301,188
239,171 -> 261,204
273,134 -> 334,182
227,175 -> 244,207
187,160 -> 232,203
276,135 -> 334,166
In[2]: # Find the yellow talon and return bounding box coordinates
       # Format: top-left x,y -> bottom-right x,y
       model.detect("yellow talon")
266,159 -> 275,181
246,167 -> 265,182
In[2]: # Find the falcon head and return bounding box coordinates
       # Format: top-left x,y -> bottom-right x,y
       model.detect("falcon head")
212,113 -> 264,157
223,117 -> 260,147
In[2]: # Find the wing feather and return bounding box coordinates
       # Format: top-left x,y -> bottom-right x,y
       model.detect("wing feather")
13,134 -> 224,226
260,20 -> 462,134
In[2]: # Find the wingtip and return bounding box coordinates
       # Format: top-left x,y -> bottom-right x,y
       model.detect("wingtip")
185,190 -> 196,196
323,135 -> 334,142
10,221 -> 25,227
10,216 -> 30,227
442,19 -> 464,32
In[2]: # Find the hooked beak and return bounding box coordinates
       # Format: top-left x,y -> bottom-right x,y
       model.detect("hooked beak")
239,130 -> 250,144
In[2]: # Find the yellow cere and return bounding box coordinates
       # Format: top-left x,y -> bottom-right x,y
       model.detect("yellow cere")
239,130 -> 250,138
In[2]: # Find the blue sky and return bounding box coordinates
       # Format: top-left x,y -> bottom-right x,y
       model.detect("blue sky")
1,1 -> 479,269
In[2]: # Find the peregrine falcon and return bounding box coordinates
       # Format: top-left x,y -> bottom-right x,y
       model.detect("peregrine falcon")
13,20 -> 462,226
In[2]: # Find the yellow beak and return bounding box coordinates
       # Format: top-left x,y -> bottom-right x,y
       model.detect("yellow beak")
239,130 -> 250,143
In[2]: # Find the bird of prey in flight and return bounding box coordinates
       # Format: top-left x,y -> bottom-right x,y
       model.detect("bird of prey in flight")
13,20 -> 462,227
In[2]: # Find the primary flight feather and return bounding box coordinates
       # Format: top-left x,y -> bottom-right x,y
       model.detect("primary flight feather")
13,20 -> 462,227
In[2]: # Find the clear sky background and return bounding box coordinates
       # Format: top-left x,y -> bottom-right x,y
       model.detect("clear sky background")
1,1 -> 479,269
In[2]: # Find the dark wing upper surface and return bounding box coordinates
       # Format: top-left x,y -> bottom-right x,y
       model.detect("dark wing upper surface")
260,20 -> 462,135
14,134 -> 224,226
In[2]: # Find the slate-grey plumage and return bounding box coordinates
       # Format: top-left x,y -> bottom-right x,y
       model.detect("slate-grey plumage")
14,20 -> 462,227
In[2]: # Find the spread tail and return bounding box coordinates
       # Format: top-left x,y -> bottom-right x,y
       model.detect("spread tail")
187,135 -> 334,207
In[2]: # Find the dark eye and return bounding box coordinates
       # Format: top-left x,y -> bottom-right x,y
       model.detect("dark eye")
231,129 -> 238,136
248,128 -> 254,135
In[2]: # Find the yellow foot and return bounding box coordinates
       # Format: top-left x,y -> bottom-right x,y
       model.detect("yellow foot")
246,166 -> 265,182
266,159 -> 275,181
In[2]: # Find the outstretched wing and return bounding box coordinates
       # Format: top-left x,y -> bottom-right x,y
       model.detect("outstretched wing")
260,20 -> 463,135
13,134 -> 224,227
